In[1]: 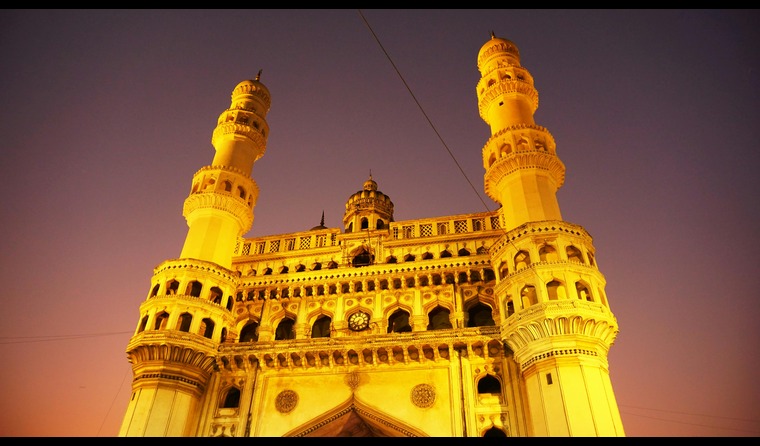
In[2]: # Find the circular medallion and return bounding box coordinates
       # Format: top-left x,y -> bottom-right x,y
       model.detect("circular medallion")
411,384 -> 436,408
275,389 -> 298,413
348,311 -> 370,331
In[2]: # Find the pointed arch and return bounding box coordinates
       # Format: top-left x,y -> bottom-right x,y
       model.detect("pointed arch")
284,396 -> 427,437
239,321 -> 259,342
387,309 -> 412,333
177,312 -> 192,332
539,244 -> 558,262
466,302 -> 495,327
311,315 -> 332,338
427,306 -> 453,330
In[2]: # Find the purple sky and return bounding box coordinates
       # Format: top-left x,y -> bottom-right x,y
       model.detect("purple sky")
1,9 -> 758,437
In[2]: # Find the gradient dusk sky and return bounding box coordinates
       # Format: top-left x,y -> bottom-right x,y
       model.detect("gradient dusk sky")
1,9 -> 758,437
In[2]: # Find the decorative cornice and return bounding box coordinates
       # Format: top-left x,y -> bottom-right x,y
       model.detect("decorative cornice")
183,191 -> 254,232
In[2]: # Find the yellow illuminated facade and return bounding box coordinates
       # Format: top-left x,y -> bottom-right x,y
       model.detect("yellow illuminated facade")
120,34 -> 625,437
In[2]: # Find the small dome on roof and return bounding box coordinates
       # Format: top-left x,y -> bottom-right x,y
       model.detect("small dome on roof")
310,211 -> 327,230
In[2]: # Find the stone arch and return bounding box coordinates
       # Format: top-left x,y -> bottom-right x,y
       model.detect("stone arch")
239,320 -> 259,342
514,250 -> 531,270
546,279 -> 567,300
284,396 -> 428,437
566,245 -> 584,263
539,244 -> 558,262
426,306 -> 453,330
575,280 -> 593,302
465,301 -> 495,327
520,285 -> 537,308
386,307 -> 412,333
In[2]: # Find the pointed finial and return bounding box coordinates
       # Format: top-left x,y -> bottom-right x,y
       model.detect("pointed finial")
256,69 -> 262,81
490,31 -> 496,39
369,169 -> 372,180
320,211 -> 325,226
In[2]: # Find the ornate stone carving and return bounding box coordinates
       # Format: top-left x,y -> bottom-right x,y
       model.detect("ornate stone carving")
275,389 -> 298,414
410,383 -> 435,408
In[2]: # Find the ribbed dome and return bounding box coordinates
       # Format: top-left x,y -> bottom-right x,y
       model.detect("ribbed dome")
231,70 -> 271,111
477,32 -> 520,72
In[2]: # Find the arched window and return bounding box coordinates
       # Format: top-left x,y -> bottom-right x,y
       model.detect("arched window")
361,217 -> 369,230
311,316 -> 332,338
187,280 -> 202,297
421,252 -> 433,260
386,256 -> 397,264
150,284 -> 159,297
521,285 -> 538,307
138,316 -> 148,333
467,303 -> 495,327
166,280 -> 179,295
178,312 -> 192,332
440,250 -> 452,258
547,280 -> 565,300
240,322 -> 258,342
352,249 -> 373,267
376,219 -> 385,229
210,287 -> 223,305
262,267 -> 272,275
427,307 -> 453,330
506,300 -> 515,317
275,317 -> 296,340
477,374 -> 501,395
458,248 -> 470,256
387,309 -> 411,333
327,260 -> 338,269
514,250 -> 531,270
221,387 -> 240,408
539,244 -> 558,262
567,245 -> 584,263
483,427 -> 507,437
576,282 -> 593,301
200,318 -> 214,339
154,311 -> 170,330
403,253 -> 415,262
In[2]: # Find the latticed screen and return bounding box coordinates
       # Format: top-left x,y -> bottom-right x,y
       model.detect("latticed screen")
490,216 -> 500,229
454,220 -> 467,233
269,240 -> 280,253
420,224 -> 432,237
241,243 -> 251,255
299,237 -> 311,249
255,242 -> 265,254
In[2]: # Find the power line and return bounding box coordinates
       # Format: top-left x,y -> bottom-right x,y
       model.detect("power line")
357,10 -> 760,438
620,409 -> 760,435
620,404 -> 760,424
357,9 -> 493,216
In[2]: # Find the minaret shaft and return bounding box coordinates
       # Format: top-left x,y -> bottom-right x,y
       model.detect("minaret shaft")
479,35 -> 624,436
178,78 -> 271,268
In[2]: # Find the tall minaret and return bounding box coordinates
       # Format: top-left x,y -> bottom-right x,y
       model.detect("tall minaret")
120,74 -> 271,436
180,72 -> 271,268
478,34 -> 625,436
